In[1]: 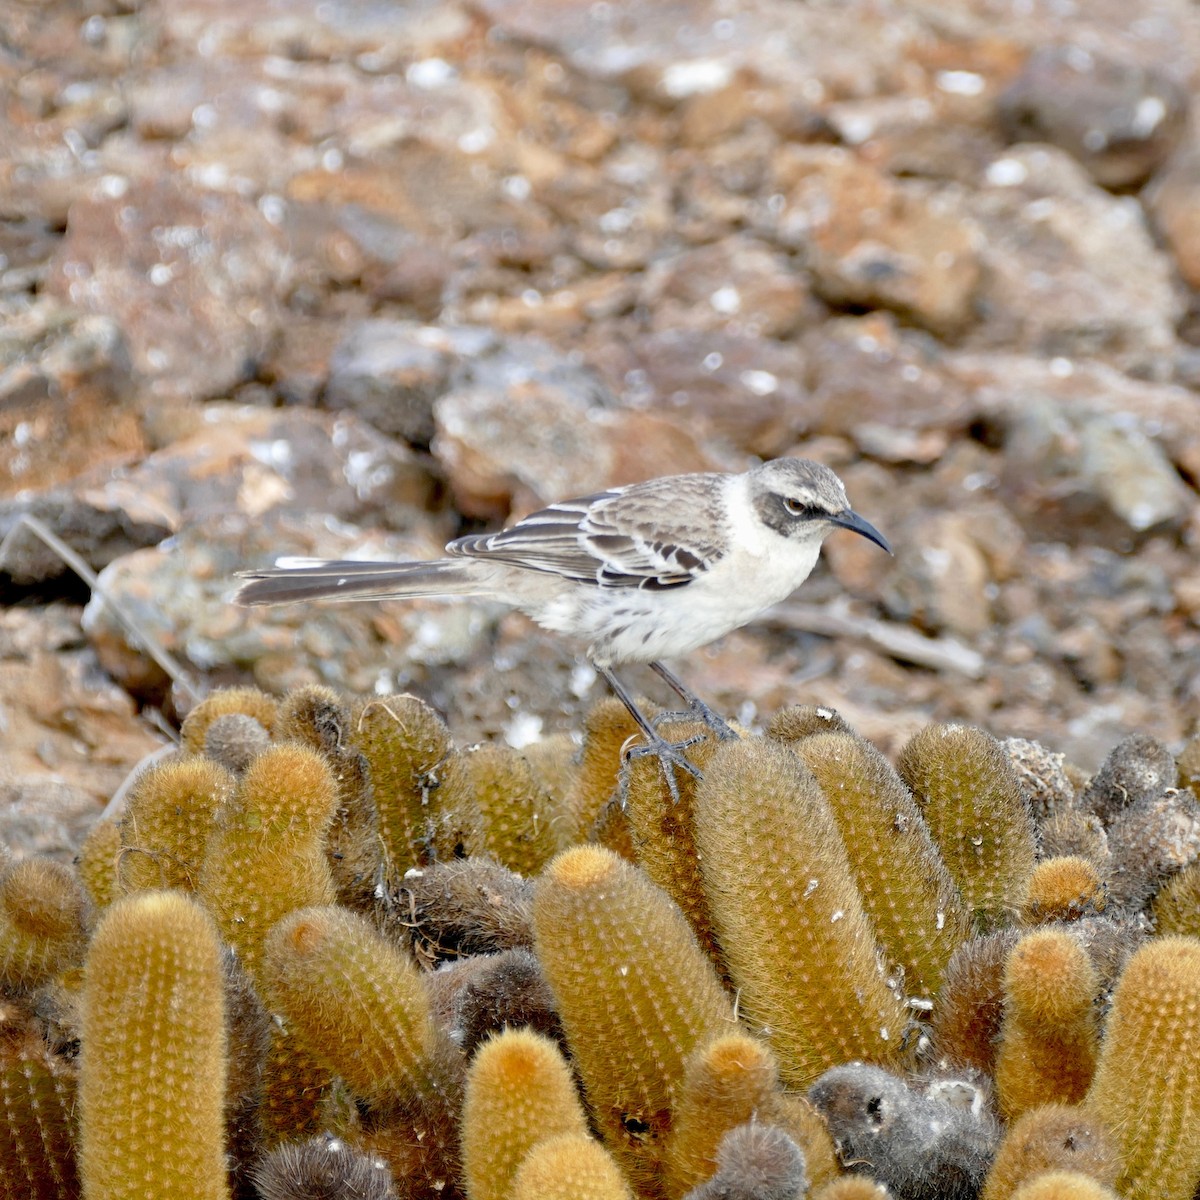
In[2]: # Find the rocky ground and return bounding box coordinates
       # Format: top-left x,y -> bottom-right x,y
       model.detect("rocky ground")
2,0 -> 1200,855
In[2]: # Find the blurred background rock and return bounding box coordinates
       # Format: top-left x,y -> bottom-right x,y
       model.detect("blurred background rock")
3,0 -> 1199,855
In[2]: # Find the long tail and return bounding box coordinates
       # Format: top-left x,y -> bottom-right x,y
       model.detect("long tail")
234,558 -> 482,606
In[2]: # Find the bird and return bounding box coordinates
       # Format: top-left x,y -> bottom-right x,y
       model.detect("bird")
235,458 -> 891,799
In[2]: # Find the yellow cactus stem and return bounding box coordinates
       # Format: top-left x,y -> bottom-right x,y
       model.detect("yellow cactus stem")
565,696 -> 655,842
1009,1172 -> 1119,1200
179,685 -> 278,754
994,930 -> 1099,1121
262,905 -> 463,1190
1021,857 -> 1107,925
510,1132 -> 635,1200
810,1179 -> 892,1200
198,742 -> 338,981
532,845 -> 733,1194
257,1027 -> 341,1149
621,720 -> 724,968
438,744 -> 559,877
461,1028 -> 588,1200
896,723 -> 1037,931
349,694 -> 470,870
1086,936 -> 1200,1200
792,730 -> 968,1002
118,757 -> 236,893
766,703 -> 855,743
76,818 -> 122,911
521,732 -> 580,840
277,685 -> 383,908
1151,861 -> 1200,936
79,891 -> 229,1200
979,1104 -> 1119,1200
0,857 -> 89,995
0,999 -> 79,1200
664,1032 -> 838,1199
693,739 -> 907,1087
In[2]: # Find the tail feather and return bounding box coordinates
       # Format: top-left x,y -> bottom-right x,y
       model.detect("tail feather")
234,558 -> 480,606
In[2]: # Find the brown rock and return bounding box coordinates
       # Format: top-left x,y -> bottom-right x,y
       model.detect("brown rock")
639,235 -> 821,339
966,146 -> 1180,367
1146,146 -> 1200,291
44,177 -> 290,402
997,45 -> 1187,189
766,145 -> 982,335
0,605 -> 163,855
0,300 -> 142,496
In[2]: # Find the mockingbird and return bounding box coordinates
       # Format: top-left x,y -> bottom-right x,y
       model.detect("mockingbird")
237,457 -> 891,798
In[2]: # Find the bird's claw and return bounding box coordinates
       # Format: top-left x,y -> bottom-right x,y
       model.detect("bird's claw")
625,733 -> 705,804
650,702 -> 737,741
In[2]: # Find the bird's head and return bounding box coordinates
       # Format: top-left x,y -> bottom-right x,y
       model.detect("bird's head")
748,458 -> 892,553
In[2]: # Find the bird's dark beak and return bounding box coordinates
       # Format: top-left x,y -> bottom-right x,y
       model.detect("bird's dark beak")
831,509 -> 892,554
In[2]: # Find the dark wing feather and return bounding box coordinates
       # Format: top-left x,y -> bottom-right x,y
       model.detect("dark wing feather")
446,474 -> 728,588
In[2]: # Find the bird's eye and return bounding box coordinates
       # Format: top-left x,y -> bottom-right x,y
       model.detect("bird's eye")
783,497 -> 807,516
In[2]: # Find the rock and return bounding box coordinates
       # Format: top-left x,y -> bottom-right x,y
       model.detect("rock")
81,512 -> 459,701
764,145 -> 983,335
433,387 -> 716,521
1145,145 -> 1200,291
965,146 -> 1181,370
0,604 -> 163,855
44,177 -> 290,402
638,235 -> 822,338
583,327 -> 809,458
0,299 -> 142,496
997,45 -> 1187,189
802,315 -> 973,458
325,320 -> 468,446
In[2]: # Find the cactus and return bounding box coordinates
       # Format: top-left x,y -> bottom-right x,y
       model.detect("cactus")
198,743 -> 338,980
1085,936 -> 1200,1200
349,695 -> 466,870
680,1122 -> 808,1200
979,1104 -> 1118,1200
437,744 -> 558,877
252,1133 -> 396,1200
1021,857 -> 1106,924
808,1063 -> 998,1200
621,721 -> 723,966
1150,861 -> 1200,936
0,1002 -> 79,1200
396,857 -> 534,967
79,891 -> 228,1200
929,928 -> 1020,1072
180,686 -> 278,754
510,1133 -> 634,1200
694,739 -> 907,1086
665,1032 -> 836,1198
994,930 -> 1099,1121
1010,1173 -> 1119,1200
0,857 -> 89,995
119,757 -> 236,893
1081,734 -> 1175,826
792,731 -> 968,1000
897,723 -> 1037,930
461,1028 -> 588,1200
76,818 -> 121,911
532,845 -> 733,1194
262,905 -> 463,1192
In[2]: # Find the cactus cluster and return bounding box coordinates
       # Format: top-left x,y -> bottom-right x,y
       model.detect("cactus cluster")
2,684 -> 1200,1200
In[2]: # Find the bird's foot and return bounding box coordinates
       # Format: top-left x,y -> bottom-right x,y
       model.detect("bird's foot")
651,700 -> 737,741
624,733 -> 705,804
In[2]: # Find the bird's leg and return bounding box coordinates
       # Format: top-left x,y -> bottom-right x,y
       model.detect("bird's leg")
595,665 -> 703,805
647,661 -> 737,741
